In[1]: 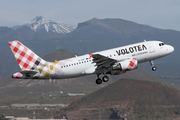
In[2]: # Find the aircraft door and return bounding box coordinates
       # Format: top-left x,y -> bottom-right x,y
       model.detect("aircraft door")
148,42 -> 155,53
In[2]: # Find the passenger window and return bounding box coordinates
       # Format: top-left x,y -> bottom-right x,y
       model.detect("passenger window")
61,66 -> 63,68
79,62 -> 81,64
84,61 -> 86,63
74,63 -> 76,65
66,65 -> 68,67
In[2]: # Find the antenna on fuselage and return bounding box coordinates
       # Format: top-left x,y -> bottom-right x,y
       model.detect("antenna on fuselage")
144,39 -> 146,42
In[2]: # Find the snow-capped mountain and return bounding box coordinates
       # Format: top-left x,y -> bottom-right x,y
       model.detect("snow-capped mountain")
12,16 -> 76,34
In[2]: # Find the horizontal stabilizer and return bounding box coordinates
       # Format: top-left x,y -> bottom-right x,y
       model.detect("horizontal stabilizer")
12,70 -> 38,79
20,70 -> 38,74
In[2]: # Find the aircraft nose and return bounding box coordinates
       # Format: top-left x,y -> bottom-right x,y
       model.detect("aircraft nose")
167,45 -> 174,54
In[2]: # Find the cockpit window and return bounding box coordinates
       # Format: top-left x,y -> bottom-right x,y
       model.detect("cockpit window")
159,43 -> 164,46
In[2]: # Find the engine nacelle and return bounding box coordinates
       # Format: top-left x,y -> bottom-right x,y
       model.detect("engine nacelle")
111,58 -> 138,75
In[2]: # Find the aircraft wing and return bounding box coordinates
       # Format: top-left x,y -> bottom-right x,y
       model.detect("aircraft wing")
91,54 -> 114,69
92,54 -> 131,70
22,70 -> 39,77
92,54 -> 116,67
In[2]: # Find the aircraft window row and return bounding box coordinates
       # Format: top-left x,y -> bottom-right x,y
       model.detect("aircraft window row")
159,43 -> 164,46
107,54 -> 116,58
61,60 -> 92,68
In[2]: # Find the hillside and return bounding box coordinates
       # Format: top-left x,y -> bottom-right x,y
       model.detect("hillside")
56,78 -> 180,120
66,18 -> 179,47
42,49 -> 81,62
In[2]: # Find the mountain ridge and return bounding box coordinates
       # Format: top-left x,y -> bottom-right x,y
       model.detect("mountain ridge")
12,16 -> 76,34
74,18 -> 177,40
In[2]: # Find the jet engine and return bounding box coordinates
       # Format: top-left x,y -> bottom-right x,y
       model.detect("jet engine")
111,58 -> 138,75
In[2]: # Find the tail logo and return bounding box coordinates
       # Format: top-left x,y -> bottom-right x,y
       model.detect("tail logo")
8,41 -> 44,70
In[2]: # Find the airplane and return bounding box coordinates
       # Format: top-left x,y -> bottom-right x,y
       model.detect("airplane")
8,40 -> 174,84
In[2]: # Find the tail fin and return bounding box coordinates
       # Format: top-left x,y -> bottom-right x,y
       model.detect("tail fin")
8,40 -> 46,70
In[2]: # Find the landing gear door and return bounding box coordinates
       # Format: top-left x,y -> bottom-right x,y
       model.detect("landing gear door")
148,42 -> 155,53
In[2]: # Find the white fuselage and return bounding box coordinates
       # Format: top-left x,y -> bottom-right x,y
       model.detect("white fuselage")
51,41 -> 174,79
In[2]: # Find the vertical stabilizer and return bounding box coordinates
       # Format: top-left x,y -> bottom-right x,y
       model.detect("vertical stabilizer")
8,40 -> 46,71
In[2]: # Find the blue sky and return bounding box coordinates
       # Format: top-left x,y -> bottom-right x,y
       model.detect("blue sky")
0,0 -> 180,31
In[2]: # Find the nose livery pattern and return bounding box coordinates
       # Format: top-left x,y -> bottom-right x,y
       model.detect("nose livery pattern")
8,41 -> 45,70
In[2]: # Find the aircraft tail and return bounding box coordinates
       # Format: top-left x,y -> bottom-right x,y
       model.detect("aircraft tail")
8,40 -> 46,71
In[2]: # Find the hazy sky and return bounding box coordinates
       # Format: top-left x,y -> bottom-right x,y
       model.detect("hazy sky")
0,0 -> 180,31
